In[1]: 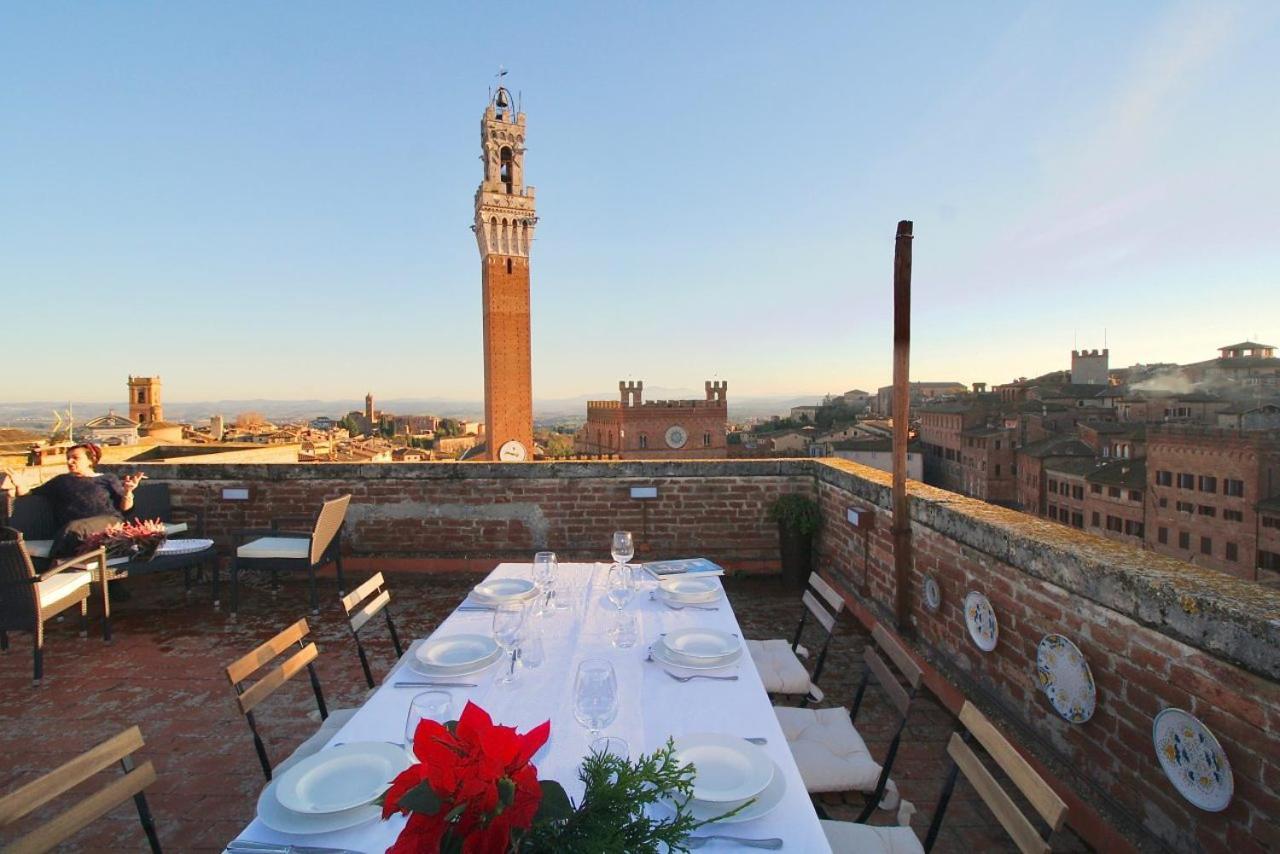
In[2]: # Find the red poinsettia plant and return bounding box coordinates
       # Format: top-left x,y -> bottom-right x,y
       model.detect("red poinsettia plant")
382,701 -> 569,854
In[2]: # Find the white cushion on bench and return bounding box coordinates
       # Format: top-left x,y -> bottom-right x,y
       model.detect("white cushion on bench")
237,537 -> 310,560
775,705 -> 882,794
37,570 -> 93,608
746,638 -> 812,694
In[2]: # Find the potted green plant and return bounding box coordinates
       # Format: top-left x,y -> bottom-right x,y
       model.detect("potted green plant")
768,494 -> 821,588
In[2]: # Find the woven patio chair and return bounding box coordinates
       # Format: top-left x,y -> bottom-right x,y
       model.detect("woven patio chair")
230,494 -> 350,616
0,527 -> 107,686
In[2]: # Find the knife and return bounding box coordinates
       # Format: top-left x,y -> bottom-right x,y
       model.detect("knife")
226,842 -> 364,854
393,681 -> 477,688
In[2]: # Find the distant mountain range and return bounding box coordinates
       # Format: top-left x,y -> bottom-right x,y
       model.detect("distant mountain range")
0,389 -> 828,430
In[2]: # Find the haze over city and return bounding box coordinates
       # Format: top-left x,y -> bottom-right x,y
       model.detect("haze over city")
4,1 -> 1277,403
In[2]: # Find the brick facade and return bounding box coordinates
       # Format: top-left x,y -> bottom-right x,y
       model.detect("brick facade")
576,381 -> 728,460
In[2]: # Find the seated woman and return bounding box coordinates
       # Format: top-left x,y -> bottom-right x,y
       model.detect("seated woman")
1,443 -> 146,559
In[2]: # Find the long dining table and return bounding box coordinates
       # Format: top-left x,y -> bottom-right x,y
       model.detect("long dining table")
228,562 -> 831,852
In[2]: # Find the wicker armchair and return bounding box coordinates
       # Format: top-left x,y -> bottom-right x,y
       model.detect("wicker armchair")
0,527 -> 107,686
231,494 -> 351,616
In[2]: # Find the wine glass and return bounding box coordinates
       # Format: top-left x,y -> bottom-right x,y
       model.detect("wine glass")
492,604 -> 526,685
573,659 -> 618,739
611,531 -> 635,566
404,691 -> 453,757
533,551 -> 557,614
607,563 -> 635,610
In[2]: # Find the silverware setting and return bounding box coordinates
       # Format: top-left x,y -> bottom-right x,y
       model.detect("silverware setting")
649,591 -> 720,611
226,841 -> 364,854
686,835 -> 783,849
392,681 -> 477,688
456,605 -> 495,612
664,670 -> 739,683
745,737 -> 768,745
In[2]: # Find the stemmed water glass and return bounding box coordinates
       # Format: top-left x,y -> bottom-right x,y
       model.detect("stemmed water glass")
611,531 -> 634,566
404,691 -> 453,758
607,563 -> 635,610
573,659 -> 619,740
533,551 -> 557,614
492,604 -> 526,685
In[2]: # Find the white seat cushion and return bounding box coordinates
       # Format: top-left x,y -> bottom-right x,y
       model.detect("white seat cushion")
237,536 -> 310,560
822,820 -> 924,854
746,638 -> 812,694
37,570 -> 93,608
25,540 -> 54,559
162,522 -> 188,535
274,707 -> 358,777
776,705 -> 882,794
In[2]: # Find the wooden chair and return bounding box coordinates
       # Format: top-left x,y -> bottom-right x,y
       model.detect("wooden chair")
0,528 -> 107,686
821,701 -> 1069,854
231,494 -> 351,616
0,725 -> 161,853
225,617 -> 356,780
776,623 -> 923,818
745,572 -> 844,701
340,572 -> 404,690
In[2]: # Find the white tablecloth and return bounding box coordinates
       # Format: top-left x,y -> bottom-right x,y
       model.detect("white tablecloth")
229,563 -> 831,852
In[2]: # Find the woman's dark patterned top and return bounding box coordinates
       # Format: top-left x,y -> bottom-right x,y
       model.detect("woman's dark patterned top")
32,473 -> 125,528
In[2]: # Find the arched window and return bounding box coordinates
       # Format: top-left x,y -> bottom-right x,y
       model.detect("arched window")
639,434 -> 648,449
500,147 -> 513,193
507,258 -> 512,274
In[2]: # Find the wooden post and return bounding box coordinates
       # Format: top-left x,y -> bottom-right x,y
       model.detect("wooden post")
892,220 -> 913,632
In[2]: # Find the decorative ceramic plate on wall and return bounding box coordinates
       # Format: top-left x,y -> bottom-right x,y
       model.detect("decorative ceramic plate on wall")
1152,708 -> 1233,812
1036,635 -> 1096,723
922,575 -> 942,613
963,591 -> 998,652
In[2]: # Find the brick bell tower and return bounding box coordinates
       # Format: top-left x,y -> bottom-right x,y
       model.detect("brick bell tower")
474,83 -> 536,461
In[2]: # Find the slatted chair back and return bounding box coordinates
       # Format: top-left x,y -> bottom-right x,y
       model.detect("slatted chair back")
225,618 -> 330,780
0,528 -> 41,630
848,623 -> 926,821
0,725 -> 161,854
788,572 -> 845,689
923,701 -> 1068,854
309,494 -> 351,565
340,572 -> 404,689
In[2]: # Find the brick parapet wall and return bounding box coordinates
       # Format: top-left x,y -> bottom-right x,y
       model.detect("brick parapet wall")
101,458 -> 1279,851
812,458 -> 1279,853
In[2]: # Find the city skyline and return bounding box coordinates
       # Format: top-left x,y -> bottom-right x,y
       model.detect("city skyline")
4,2 -> 1278,402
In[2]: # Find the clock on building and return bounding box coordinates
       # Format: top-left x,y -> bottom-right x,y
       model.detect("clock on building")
498,440 -> 528,462
664,425 -> 688,449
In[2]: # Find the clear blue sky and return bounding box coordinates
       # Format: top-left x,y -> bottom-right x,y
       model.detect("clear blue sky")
3,2 -> 1277,403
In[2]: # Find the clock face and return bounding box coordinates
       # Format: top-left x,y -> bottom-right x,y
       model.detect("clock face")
664,425 -> 688,449
498,440 -> 528,462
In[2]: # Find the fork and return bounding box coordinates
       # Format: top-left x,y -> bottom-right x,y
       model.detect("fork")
686,835 -> 783,849
664,670 -> 738,682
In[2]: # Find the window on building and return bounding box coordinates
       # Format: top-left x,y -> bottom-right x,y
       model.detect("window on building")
638,434 -> 648,449
1223,509 -> 1243,522
506,258 -> 513,274
1177,473 -> 1195,489
1198,475 -> 1217,493
1176,501 -> 1194,514
1178,531 -> 1190,549
1108,486 -> 1121,498
1107,515 -> 1123,532
995,440 -> 1001,449
1156,470 -> 1173,486
1262,515 -> 1280,529
1224,479 -> 1245,497
1091,512 -> 1100,527
1125,520 -> 1144,538
1197,505 -> 1217,517
1259,551 -> 1280,571
1158,527 -> 1168,544
1158,497 -> 1168,508
1129,490 -> 1142,502
1048,505 -> 1058,521
1073,485 -> 1084,500
1200,536 -> 1212,555
1048,480 -> 1059,494
994,464 -> 1001,476
1226,542 -> 1238,562
703,432 -> 711,447
1090,484 -> 1102,494
1072,512 -> 1084,529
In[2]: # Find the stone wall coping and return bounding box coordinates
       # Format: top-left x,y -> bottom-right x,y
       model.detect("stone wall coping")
103,457 -> 1280,680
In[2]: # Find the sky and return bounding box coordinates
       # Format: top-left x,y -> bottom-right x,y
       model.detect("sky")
2,1 -> 1278,404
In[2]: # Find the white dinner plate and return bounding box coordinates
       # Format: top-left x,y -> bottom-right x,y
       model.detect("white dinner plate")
674,734 -> 775,804
472,578 -> 538,604
411,634 -> 501,676
275,742 -> 409,814
682,758 -> 787,824
652,641 -> 743,671
255,776 -> 382,835
658,577 -> 722,603
662,628 -> 741,660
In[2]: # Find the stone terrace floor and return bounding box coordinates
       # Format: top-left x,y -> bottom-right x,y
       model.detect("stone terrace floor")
0,568 -> 1091,853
